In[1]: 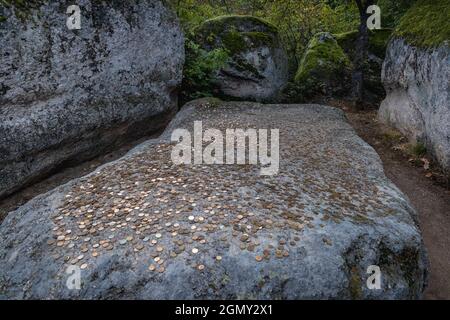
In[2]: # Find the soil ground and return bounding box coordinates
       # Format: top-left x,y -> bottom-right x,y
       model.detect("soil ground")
0,102 -> 448,299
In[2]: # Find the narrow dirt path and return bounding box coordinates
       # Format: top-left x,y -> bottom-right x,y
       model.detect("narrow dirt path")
342,108 -> 450,300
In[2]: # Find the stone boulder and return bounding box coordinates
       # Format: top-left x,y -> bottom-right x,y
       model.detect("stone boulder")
378,0 -> 450,171
0,0 -> 185,199
0,99 -> 427,299
336,29 -> 392,103
294,32 -> 352,98
195,15 -> 289,102
290,30 -> 391,102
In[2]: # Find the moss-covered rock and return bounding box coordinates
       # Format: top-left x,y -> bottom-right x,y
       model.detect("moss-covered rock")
195,15 -> 289,102
293,32 -> 352,98
379,1 -> 450,172
289,29 -> 392,103
336,28 -> 392,59
393,0 -> 450,48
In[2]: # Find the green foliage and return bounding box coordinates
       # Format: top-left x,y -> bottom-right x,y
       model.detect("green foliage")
394,0 -> 450,47
181,36 -> 230,102
377,0 -> 416,28
172,1 -> 361,72
410,142 -> 427,157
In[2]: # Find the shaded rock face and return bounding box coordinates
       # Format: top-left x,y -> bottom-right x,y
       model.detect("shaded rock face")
0,0 -> 185,199
379,38 -> 450,171
294,32 -> 351,98
196,16 -> 289,102
0,99 -> 427,299
288,29 -> 391,103
336,29 -> 392,104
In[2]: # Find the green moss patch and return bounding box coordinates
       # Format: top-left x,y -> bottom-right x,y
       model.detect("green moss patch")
294,33 -> 351,96
195,14 -> 279,54
335,28 -> 392,59
394,0 -> 450,48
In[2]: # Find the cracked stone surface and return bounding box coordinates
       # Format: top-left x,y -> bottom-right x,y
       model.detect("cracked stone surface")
0,99 -> 428,299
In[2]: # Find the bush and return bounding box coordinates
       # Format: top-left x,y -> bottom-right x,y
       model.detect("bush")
180,35 -> 230,103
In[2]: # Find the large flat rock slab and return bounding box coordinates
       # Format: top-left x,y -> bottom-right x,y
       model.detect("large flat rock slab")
0,100 -> 427,299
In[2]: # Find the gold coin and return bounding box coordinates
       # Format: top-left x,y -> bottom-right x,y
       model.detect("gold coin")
148,264 -> 156,271
92,252 -> 98,257
255,256 -> 263,262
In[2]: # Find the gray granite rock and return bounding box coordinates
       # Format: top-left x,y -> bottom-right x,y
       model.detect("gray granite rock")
0,0 -> 185,198
0,99 -> 428,299
196,16 -> 289,102
379,38 -> 450,171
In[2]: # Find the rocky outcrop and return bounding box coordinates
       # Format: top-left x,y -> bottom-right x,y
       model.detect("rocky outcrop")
294,32 -> 352,98
378,1 -> 450,171
336,29 -> 392,103
0,99 -> 428,299
0,0 -> 185,198
287,29 -> 391,103
195,15 -> 289,102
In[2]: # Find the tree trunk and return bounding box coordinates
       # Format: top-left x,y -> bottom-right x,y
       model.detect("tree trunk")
351,0 -> 373,109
